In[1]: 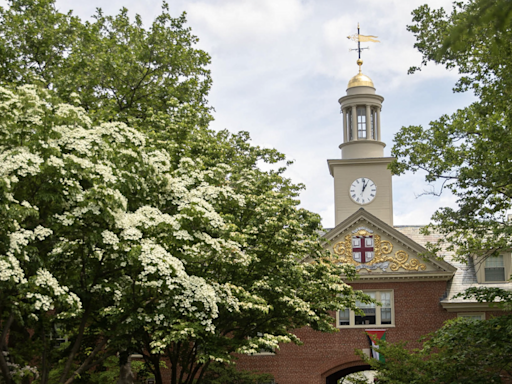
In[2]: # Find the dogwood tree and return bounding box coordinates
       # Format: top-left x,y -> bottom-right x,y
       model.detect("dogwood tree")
0,85 -> 230,384
0,2 -> 369,383
0,85 -> 364,384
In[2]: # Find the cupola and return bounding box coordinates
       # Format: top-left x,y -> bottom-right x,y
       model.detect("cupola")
338,59 -> 385,160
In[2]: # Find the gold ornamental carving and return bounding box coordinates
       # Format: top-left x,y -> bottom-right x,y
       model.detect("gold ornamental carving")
331,229 -> 426,272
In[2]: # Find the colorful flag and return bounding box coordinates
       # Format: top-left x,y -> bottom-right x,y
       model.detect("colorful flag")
365,329 -> 386,362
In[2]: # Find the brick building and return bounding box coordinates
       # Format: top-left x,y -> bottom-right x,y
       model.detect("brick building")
235,60 -> 512,384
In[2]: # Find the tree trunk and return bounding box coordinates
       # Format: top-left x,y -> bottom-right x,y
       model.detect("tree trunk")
116,354 -> 135,384
0,313 -> 14,384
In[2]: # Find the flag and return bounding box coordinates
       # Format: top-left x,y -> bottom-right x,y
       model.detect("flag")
347,34 -> 380,43
365,329 -> 386,362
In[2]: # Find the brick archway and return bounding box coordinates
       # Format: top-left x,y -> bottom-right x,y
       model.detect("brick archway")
323,360 -> 372,384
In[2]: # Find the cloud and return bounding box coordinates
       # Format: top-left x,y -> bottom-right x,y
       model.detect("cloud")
316,0 -> 461,91
187,0 -> 308,45
393,173 -> 459,226
28,0 -> 467,227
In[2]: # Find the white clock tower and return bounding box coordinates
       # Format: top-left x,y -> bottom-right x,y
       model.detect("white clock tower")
328,59 -> 394,226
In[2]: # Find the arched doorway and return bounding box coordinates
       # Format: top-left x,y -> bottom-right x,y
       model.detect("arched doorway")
325,364 -> 372,384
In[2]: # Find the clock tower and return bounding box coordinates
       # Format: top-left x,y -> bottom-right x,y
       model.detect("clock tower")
328,59 -> 394,226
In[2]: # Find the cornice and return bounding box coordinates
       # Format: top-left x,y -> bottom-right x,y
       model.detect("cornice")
441,301 -> 507,312
327,157 -> 394,176
338,93 -> 384,104
345,272 -> 455,283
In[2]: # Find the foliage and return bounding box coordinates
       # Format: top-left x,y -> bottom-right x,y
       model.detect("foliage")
457,287 -> 512,311
362,316 -> 512,383
0,0 -> 212,130
338,371 -> 373,384
0,84 -> 223,384
389,0 -> 512,260
383,3 -> 512,382
201,363 -> 273,384
0,1 -> 370,384
86,356 -> 150,384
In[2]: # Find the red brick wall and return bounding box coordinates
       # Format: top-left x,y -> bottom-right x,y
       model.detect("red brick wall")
236,280 -> 455,384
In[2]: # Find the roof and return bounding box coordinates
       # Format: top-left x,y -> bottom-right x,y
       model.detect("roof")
394,226 -> 511,311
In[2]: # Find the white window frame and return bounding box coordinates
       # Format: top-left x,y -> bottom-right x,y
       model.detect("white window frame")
336,290 -> 395,328
475,253 -> 511,283
457,312 -> 485,321
357,106 -> 367,139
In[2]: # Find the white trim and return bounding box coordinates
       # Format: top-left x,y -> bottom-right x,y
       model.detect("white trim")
441,302 -> 507,312
337,290 -> 394,328
457,312 -> 485,320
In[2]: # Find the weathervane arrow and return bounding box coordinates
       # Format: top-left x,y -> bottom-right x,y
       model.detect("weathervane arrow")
347,34 -> 380,43
348,23 -> 380,60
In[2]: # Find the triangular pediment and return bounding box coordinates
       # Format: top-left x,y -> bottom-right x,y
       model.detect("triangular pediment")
323,208 -> 456,282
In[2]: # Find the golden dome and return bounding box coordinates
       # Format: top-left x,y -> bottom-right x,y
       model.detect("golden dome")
347,59 -> 374,88
347,72 -> 374,88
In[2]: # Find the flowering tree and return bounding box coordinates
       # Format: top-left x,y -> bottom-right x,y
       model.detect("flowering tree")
0,2 -> 369,383
0,85 -> 226,383
0,85 -> 365,384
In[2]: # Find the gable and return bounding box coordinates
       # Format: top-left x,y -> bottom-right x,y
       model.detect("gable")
323,208 -> 456,281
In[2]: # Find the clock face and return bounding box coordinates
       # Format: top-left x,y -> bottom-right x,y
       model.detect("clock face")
350,177 -> 377,205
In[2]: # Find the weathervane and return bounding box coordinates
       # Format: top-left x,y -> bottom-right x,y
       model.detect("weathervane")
347,23 -> 380,71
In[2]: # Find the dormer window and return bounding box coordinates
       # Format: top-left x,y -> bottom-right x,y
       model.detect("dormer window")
475,253 -> 511,283
485,255 -> 505,281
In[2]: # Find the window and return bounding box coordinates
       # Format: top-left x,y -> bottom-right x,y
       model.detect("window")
251,332 -> 275,355
357,107 -> 366,138
458,313 -> 485,321
485,255 -> 505,282
48,323 -> 69,348
337,291 -> 394,328
475,253 -> 511,283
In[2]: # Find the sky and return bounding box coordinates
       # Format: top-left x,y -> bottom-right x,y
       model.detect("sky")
50,0 -> 476,227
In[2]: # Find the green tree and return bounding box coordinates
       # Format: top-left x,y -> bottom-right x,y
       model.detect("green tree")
0,84 -> 223,384
201,362 -> 273,384
383,2 -> 512,381
0,2 -> 370,384
390,0 -> 512,261
362,316 -> 512,383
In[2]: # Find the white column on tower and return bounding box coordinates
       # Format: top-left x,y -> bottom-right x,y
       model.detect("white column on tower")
376,107 -> 381,141
365,105 -> 371,140
342,109 -> 347,143
351,105 -> 357,141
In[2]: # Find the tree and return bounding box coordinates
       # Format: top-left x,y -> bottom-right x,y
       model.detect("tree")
380,2 -> 512,382
389,0 -> 512,261
0,2 -> 370,383
361,316 -> 512,383
0,84 -> 224,384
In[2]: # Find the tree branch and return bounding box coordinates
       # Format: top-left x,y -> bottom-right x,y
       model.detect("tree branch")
59,304 -> 92,383
0,313 -> 14,384
62,337 -> 109,384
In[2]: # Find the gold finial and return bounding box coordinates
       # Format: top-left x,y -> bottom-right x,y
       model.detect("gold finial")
346,25 -> 379,89
357,58 -> 363,73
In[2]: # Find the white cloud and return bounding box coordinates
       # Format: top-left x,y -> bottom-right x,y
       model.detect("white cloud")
9,0 -> 470,227
393,173 -> 460,226
187,0 -> 308,44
